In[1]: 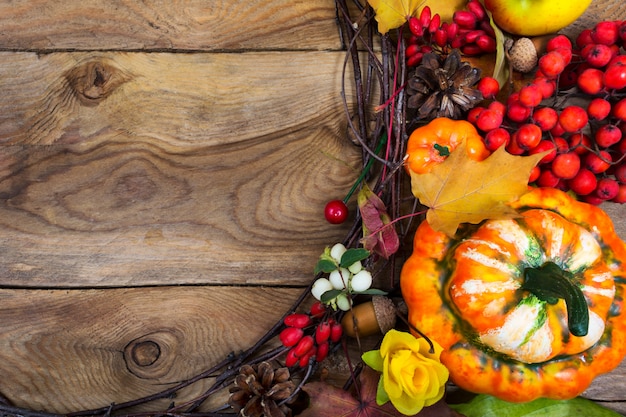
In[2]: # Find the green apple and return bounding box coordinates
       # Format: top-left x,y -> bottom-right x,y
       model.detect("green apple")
483,0 -> 592,36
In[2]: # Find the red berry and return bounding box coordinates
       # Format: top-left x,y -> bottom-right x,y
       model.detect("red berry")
592,21 -> 619,46
529,166 -> 541,183
595,177 -> 620,200
467,0 -> 487,21
612,98 -> 626,121
453,10 -> 478,29
587,98 -> 611,120
324,199 -> 348,224
576,29 -> 594,49
476,34 -> 496,53
285,347 -> 299,367
293,335 -> 315,357
533,77 -> 556,99
576,68 -> 605,95
532,106 -> 558,131
582,44 -> 613,67
552,47 -> 573,66
585,150 -> 612,173
558,105 -> 588,133
445,22 -> 458,40
464,29 -> 485,44
477,77 -> 500,99
433,28 -> 448,48
316,341 -> 330,363
419,6 -> 432,28
536,169 -> 560,187
284,313 -> 312,329
583,194 -> 605,205
595,124 -> 622,148
408,16 -> 423,37
547,34 -> 573,51
428,13 -> 441,34
329,321 -> 343,343
483,127 -> 509,151
488,100 -> 506,116
310,301 -> 327,318
507,101 -> 531,123
612,184 -> 626,203
603,61 -> 626,90
538,51 -> 566,78
529,139 -> 557,164
552,152 -> 581,179
505,135 -> 526,155
615,163 -> 626,183
519,84 -> 543,107
467,106 -> 485,124
315,321 -> 331,344
514,123 -> 542,150
568,168 -> 598,195
553,136 -> 569,153
299,346 -> 316,367
280,327 -> 304,348
568,133 -> 592,155
476,109 -> 503,132
462,44 -> 484,56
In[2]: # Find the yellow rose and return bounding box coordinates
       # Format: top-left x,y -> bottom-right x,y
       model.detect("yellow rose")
362,329 -> 449,415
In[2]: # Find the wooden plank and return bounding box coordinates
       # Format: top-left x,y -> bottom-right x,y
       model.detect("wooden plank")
0,0 -> 344,51
0,286 -> 304,414
1,286 -> 626,415
0,51 -> 362,287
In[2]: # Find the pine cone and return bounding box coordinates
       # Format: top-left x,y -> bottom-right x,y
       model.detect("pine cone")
228,362 -> 296,417
406,49 -> 483,121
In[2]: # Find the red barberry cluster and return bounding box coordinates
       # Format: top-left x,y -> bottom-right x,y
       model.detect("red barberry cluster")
279,301 -> 342,368
406,1 -> 496,67
469,23 -> 626,205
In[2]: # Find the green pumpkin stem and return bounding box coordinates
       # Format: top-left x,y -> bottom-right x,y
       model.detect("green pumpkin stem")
522,261 -> 589,337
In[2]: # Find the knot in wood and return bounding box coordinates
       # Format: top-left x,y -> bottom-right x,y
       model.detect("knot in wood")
130,340 -> 161,366
65,59 -> 129,106
123,330 -> 179,380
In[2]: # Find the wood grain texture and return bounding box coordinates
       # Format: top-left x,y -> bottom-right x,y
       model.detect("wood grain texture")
0,1 -> 344,51
0,0 -> 626,415
0,51 -> 362,287
0,286 -> 303,413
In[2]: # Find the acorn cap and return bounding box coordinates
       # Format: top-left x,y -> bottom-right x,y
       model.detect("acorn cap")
372,295 -> 396,334
341,296 -> 397,338
508,37 -> 538,73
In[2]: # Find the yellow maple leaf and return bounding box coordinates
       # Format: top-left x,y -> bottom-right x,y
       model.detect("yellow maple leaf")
409,141 -> 548,237
367,0 -> 422,34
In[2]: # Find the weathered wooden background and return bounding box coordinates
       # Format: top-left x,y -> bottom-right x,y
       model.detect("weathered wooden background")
0,0 -> 625,415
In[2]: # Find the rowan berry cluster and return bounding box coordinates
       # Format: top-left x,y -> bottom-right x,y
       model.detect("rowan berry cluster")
470,21 -> 626,204
406,1 -> 496,67
279,301 -> 343,368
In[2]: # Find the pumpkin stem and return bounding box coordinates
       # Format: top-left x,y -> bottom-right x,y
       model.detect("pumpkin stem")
522,261 -> 589,337
433,143 -> 450,156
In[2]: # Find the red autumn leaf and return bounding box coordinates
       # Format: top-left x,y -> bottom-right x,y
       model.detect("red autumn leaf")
300,367 -> 464,417
358,185 -> 400,259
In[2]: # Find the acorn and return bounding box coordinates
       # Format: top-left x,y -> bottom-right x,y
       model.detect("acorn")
506,37 -> 538,73
341,296 -> 396,338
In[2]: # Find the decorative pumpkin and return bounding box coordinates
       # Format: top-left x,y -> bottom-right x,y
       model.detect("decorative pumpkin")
400,187 -> 626,402
405,117 -> 490,174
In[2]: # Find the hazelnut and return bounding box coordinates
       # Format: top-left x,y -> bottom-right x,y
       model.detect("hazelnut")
508,37 -> 538,73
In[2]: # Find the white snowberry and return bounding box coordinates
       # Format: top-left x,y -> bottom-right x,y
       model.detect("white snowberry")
350,270 -> 372,292
311,278 -> 334,301
329,268 -> 351,290
329,243 -> 347,263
